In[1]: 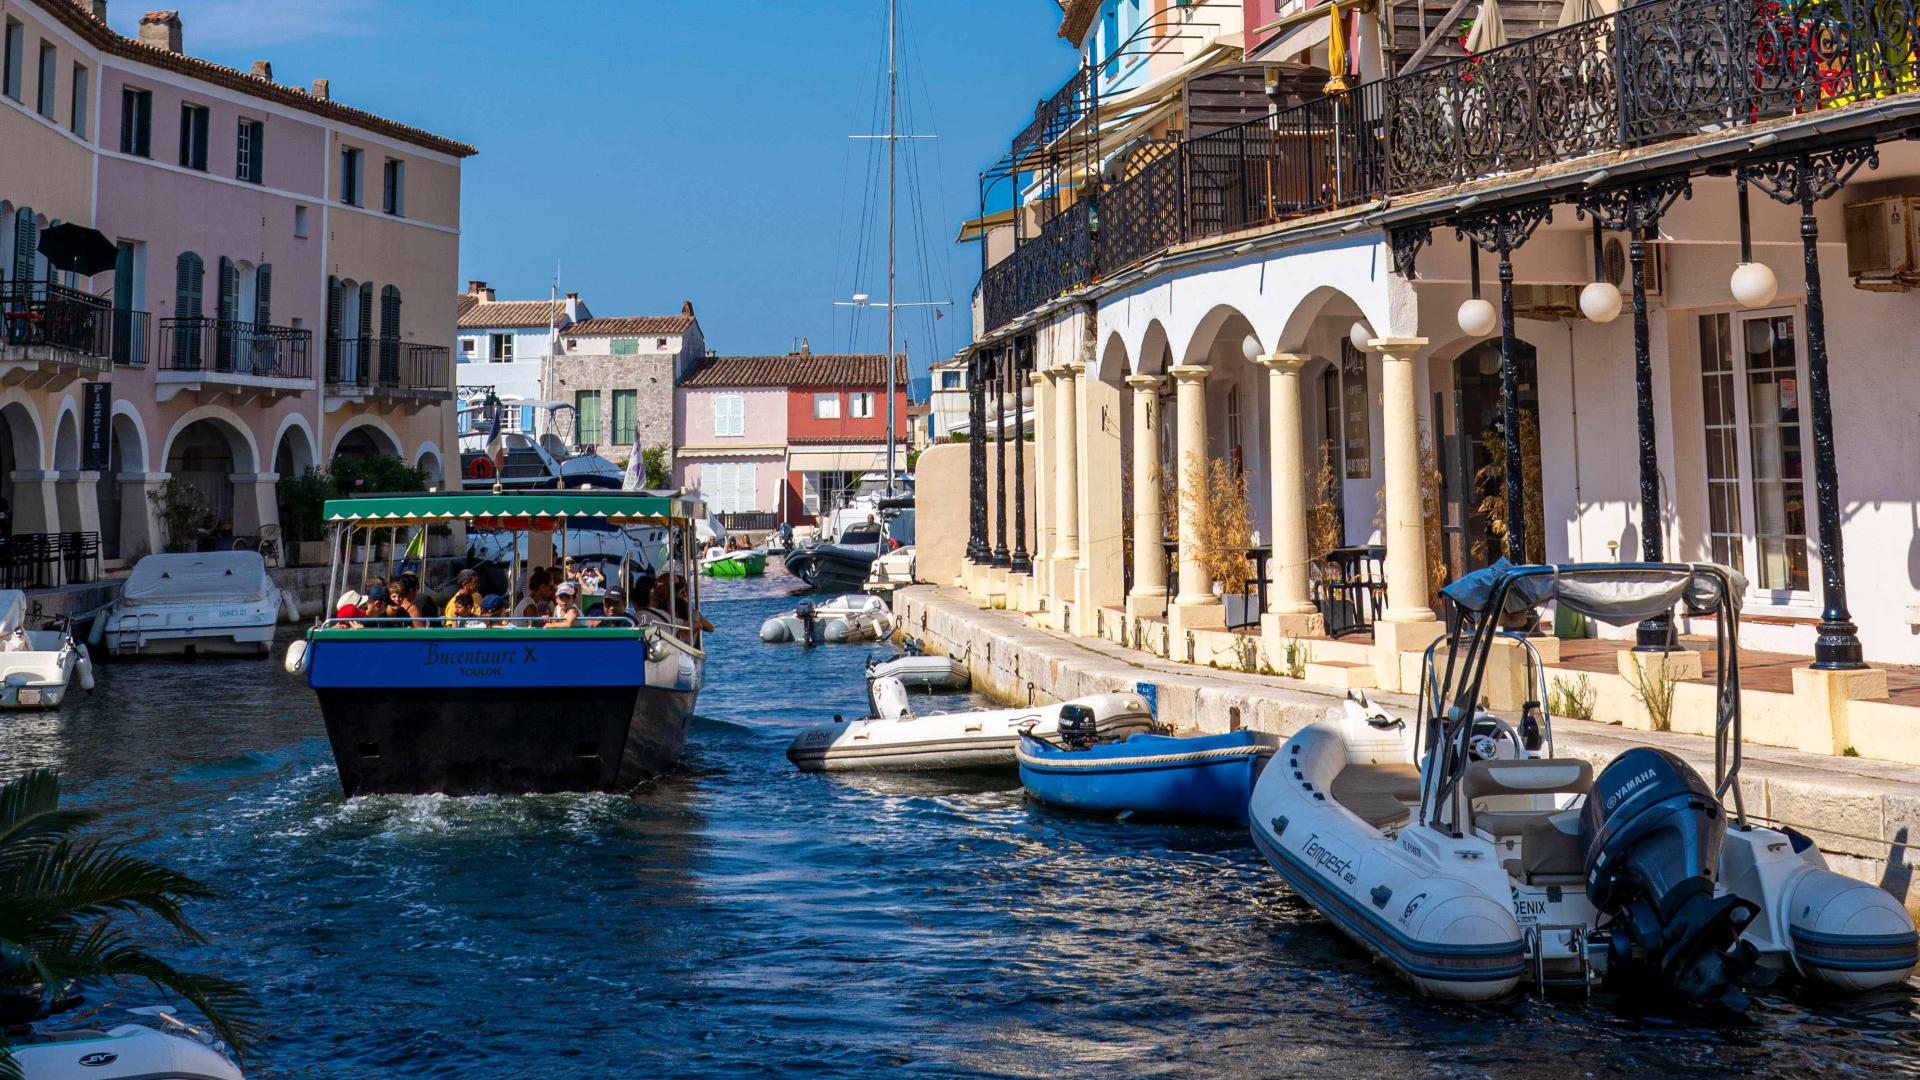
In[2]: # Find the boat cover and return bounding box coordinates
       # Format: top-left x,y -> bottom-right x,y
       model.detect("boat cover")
120,552 -> 273,606
1441,560 -> 1745,625
0,591 -> 24,634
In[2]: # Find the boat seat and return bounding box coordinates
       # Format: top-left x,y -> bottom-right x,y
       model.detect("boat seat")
1464,758 -> 1593,850
1522,809 -> 1587,881
1330,761 -> 1422,829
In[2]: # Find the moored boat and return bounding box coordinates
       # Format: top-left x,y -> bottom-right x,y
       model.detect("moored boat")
787,677 -> 1154,772
1018,723 -> 1276,825
701,546 -> 767,578
97,552 -> 288,659
759,593 -> 894,644
289,491 -> 707,797
0,591 -> 93,710
867,646 -> 968,691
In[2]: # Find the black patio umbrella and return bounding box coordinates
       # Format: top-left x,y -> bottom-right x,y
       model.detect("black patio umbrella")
36,223 -> 117,276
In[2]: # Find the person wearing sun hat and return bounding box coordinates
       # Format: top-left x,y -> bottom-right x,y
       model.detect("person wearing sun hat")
549,580 -> 583,628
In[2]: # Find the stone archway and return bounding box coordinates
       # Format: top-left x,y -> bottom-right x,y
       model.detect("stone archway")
161,413 -> 262,548
98,410 -> 151,561
330,417 -> 401,461
0,400 -> 48,536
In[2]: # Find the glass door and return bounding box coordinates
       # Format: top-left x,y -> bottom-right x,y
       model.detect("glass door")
1696,308 -> 1812,599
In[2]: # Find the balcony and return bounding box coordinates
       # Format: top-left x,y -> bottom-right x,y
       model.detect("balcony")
979,0 -> 1920,333
156,318 -> 313,404
325,336 -> 452,413
0,279 -> 113,387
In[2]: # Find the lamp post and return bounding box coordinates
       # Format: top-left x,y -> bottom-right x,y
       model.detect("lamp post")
1011,337 -> 1032,574
1739,145 -> 1878,670
1455,202 -> 1553,563
993,346 -> 1010,567
1575,175 -> 1691,651
965,348 -> 989,563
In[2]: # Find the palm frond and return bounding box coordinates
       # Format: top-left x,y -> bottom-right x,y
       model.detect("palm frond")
24,923 -> 260,1061
0,770 -> 95,859
0,840 -> 220,940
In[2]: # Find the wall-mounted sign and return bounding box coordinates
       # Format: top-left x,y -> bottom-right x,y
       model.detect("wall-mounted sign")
82,382 -> 111,472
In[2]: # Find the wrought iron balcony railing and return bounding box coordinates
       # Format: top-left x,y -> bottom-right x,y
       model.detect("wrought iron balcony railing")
327,335 -> 451,397
0,279 -> 112,366
160,318 -> 312,380
1011,68 -> 1091,164
982,0 -> 1920,334
111,308 -> 150,367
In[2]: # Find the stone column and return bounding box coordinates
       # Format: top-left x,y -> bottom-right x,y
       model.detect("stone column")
1028,370 -> 1051,606
229,471 -> 281,541
1124,374 -> 1167,619
1257,353 -> 1322,641
55,470 -> 103,538
1051,365 -> 1079,565
118,472 -> 168,560
9,470 -> 60,536
1369,336 -> 1444,690
1168,365 -> 1222,635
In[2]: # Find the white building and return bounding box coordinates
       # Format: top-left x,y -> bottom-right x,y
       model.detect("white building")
454,280 -> 589,433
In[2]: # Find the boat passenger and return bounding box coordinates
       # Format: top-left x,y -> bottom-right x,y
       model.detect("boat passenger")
333,590 -> 365,628
664,573 -> 714,635
479,593 -> 509,626
513,569 -> 555,625
590,589 -> 628,627
448,592 -> 482,627
392,573 -> 427,628
362,585 -> 394,625
580,564 -> 606,597
549,583 -> 583,628
442,569 -> 482,619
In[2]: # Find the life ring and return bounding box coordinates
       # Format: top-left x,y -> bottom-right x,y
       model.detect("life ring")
467,455 -> 496,480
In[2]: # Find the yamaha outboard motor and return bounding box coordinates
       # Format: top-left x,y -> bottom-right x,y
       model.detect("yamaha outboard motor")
1057,704 -> 1098,751
1581,747 -> 1762,1008
795,601 -> 817,644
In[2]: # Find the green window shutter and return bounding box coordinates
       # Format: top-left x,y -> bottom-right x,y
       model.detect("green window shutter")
575,391 -> 601,446
357,282 -> 373,337
380,285 -> 401,339
174,252 -> 203,367
254,263 -> 271,325
13,208 -> 36,282
215,256 -> 236,368
613,389 -> 637,444
325,275 -> 341,378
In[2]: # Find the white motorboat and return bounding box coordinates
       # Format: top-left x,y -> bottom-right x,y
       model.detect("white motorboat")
867,640 -> 968,691
759,593 -> 896,644
0,591 -> 93,709
96,552 -> 288,659
787,676 -> 1155,772
1249,562 -> 1919,1007
864,544 -> 915,594
10,1008 -> 243,1079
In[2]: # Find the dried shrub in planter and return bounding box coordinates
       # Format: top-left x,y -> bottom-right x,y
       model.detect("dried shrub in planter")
1182,455 -> 1253,595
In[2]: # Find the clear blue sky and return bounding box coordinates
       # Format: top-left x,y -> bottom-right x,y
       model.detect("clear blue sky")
112,1 -> 1075,375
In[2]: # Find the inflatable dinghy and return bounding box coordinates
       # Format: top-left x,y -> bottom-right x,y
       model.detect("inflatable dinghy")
759,594 -> 895,644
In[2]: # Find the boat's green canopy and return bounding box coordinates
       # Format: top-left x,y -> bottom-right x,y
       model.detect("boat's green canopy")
322,491 -> 705,525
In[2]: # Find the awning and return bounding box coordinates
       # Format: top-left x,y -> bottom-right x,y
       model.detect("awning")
676,444 -> 786,459
956,207 -> 1018,244
323,490 -> 703,525
788,449 -> 890,472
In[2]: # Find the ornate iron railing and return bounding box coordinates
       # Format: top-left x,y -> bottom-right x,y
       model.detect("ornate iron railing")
1012,68 -> 1091,164
982,200 -> 1094,332
0,279 -> 112,365
327,335 -> 450,396
160,318 -> 311,379
1097,141 -> 1184,277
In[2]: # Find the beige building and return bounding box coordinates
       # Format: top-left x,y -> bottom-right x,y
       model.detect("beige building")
549,305 -> 704,464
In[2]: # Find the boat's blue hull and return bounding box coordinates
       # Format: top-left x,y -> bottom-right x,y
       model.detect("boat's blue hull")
307,632 -> 697,796
1016,731 -> 1275,825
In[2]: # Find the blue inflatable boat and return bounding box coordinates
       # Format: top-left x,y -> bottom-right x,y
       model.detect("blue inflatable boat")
1016,727 -> 1278,825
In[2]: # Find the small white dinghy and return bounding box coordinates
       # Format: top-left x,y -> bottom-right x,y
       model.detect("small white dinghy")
787,675 -> 1155,772
10,1008 -> 243,1079
866,638 -> 969,691
0,591 -> 93,709
96,552 -> 289,659
760,593 -> 896,644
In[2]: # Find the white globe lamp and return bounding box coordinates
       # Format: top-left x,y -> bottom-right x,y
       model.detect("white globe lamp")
1241,334 -> 1263,363
1731,261 -> 1778,309
1457,298 -> 1497,338
1349,321 -> 1373,353
1579,281 -> 1622,324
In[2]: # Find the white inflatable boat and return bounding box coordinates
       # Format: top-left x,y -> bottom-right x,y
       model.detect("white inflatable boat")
0,591 -> 93,709
1250,562 -> 1919,1007
867,640 -> 969,691
760,593 -> 896,644
786,675 -> 1155,772
96,552 -> 289,659
9,1008 -> 243,1079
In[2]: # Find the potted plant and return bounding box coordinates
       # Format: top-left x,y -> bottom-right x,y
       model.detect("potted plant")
147,478 -> 210,554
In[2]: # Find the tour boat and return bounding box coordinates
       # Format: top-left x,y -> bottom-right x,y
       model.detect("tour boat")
96,551 -> 289,659
867,643 -> 969,691
701,546 -> 767,578
1018,726 -> 1276,825
759,593 -> 895,644
786,675 -> 1154,772
1249,562 -> 1919,1006
287,491 -> 707,797
8,1008 -> 244,1079
0,591 -> 93,709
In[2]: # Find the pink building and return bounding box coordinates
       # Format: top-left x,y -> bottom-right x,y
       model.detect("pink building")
673,357 -> 790,526
0,2 -> 473,563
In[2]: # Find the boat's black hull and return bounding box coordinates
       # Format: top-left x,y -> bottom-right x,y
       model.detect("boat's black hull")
784,545 -> 879,593
318,685 -> 694,796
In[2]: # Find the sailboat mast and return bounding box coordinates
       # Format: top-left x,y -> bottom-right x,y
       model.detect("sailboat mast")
885,0 -> 898,492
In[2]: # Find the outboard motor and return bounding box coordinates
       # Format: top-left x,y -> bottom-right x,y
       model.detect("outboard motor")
1581,747 -> 1762,1008
1057,704 -> 1099,751
795,601 -> 817,644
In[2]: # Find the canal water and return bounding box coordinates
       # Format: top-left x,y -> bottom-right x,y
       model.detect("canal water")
6,570 -> 1918,1078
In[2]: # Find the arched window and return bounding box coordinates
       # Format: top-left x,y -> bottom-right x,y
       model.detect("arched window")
174,252 -> 204,368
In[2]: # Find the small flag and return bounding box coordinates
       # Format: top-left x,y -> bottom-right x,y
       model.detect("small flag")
483,395 -> 506,474
404,526 -> 425,562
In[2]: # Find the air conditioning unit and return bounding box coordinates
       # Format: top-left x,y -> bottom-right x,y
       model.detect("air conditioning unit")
1512,284 -> 1580,320
1844,196 -> 1920,291
1600,235 -> 1665,299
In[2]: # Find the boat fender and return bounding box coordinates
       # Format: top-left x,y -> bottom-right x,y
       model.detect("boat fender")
284,638 -> 310,676
87,612 -> 106,648
280,591 -> 302,624
822,617 -> 853,644
75,648 -> 95,691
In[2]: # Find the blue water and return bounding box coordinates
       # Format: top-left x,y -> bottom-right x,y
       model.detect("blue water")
5,567 -> 1919,1077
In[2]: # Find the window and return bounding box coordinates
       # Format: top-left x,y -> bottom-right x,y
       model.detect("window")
69,63 -> 86,136
849,391 -> 874,419
1225,384 -> 1243,475
803,470 -> 855,515
293,205 -> 308,239
713,394 -> 745,437
575,390 -> 602,446
1338,340 -> 1372,480
119,87 -> 151,156
611,389 -> 638,445
3,19 -> 21,101
236,119 -> 264,183
655,337 -> 668,349
610,338 -> 639,355
35,41 -> 54,118
178,103 -> 209,170
381,158 -> 404,215
488,332 -> 514,363
702,463 -> 758,515
939,371 -> 962,390
339,147 -> 363,205
813,393 -> 840,419
1697,310 -> 1810,593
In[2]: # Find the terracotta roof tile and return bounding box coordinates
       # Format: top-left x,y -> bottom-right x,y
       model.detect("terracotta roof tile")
1058,0 -> 1099,43
42,3 -> 475,157
678,354 -> 909,389
788,434 -> 905,445
565,316 -> 697,337
457,299 -> 568,330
